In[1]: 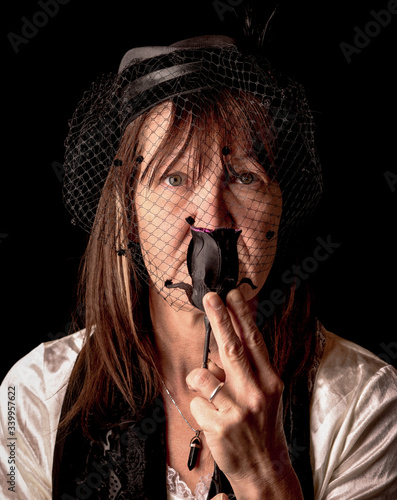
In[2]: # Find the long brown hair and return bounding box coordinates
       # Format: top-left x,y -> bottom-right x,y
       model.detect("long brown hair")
61,89 -> 316,435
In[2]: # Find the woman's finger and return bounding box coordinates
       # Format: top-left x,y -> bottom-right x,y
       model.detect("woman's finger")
186,367 -> 231,412
203,292 -> 254,388
207,358 -> 226,382
226,289 -> 282,393
226,289 -> 271,367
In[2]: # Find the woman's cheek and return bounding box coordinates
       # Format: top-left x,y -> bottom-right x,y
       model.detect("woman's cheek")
135,192 -> 188,256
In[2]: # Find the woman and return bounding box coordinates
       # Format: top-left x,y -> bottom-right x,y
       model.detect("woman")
1,35 -> 396,500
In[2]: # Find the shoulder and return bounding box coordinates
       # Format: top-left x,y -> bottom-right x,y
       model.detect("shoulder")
312,327 -> 397,420
313,327 -> 396,399
0,330 -> 86,499
1,329 -> 86,400
321,327 -> 394,373
311,326 -> 397,499
0,329 -> 86,431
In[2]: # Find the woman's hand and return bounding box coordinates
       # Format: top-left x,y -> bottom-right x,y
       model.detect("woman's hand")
186,289 -> 303,500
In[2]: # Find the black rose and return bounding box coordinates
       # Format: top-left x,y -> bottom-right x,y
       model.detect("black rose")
165,218 -> 256,311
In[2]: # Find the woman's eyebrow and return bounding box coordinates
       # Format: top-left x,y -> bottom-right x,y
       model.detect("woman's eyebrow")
159,159 -> 187,178
146,151 -> 191,185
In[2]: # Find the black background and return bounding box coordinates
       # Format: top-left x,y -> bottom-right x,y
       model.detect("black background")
2,0 -> 396,380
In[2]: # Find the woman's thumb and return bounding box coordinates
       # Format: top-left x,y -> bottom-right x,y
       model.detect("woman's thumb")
212,494 -> 228,500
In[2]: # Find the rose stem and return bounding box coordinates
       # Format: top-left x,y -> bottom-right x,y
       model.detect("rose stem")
202,315 -> 223,494
202,315 -> 211,369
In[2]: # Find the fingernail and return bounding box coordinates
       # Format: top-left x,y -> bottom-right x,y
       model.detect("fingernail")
208,293 -> 222,310
227,288 -> 243,304
185,377 -> 197,392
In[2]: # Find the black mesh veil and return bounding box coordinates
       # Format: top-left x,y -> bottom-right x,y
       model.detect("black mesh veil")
62,35 -> 322,311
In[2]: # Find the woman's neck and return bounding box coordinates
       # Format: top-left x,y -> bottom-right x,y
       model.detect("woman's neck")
149,289 -> 221,391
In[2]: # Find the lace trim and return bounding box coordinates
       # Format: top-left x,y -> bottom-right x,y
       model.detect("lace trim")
166,464 -> 212,500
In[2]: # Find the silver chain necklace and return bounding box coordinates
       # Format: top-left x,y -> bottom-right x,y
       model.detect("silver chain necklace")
161,379 -> 202,471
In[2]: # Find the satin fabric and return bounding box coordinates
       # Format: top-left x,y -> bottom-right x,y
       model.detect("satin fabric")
1,326 -> 396,499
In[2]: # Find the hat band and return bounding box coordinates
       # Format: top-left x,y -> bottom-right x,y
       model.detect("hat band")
121,61 -> 203,104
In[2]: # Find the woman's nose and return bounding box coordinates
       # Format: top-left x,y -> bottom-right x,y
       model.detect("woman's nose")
192,175 -> 234,229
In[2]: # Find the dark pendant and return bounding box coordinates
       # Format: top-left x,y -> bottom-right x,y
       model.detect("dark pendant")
187,433 -> 202,471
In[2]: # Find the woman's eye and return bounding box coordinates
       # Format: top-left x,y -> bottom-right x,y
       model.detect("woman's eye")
165,174 -> 184,186
236,172 -> 257,185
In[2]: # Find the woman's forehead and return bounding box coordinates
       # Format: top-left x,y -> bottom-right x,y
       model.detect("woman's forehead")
140,101 -> 251,159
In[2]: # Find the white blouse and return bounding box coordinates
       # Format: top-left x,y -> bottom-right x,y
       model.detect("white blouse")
1,325 -> 396,499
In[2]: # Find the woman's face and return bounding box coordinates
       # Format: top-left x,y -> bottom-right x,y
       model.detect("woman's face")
134,103 -> 282,311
